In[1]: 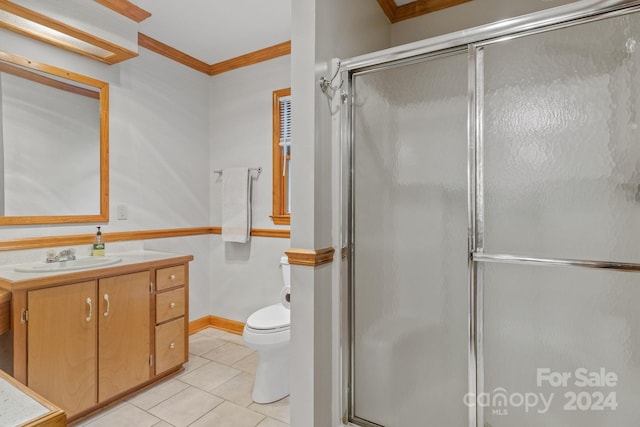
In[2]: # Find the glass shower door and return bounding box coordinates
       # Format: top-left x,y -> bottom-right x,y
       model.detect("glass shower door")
350,51 -> 469,426
347,4 -> 640,427
479,11 -> 640,427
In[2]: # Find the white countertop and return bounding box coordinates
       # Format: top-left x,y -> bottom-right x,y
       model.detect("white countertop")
0,375 -> 49,426
0,250 -> 191,283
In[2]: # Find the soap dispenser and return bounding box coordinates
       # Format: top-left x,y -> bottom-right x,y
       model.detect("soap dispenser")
92,226 -> 105,256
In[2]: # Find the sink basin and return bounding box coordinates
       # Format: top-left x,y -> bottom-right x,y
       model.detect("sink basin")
14,257 -> 122,273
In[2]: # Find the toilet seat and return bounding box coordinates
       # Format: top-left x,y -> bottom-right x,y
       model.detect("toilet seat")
246,303 -> 290,333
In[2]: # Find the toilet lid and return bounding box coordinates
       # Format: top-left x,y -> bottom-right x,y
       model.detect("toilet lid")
246,303 -> 290,331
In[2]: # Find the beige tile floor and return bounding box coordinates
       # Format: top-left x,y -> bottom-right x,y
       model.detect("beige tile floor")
76,328 -> 289,427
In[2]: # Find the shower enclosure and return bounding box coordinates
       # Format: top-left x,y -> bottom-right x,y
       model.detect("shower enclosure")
342,2 -> 640,426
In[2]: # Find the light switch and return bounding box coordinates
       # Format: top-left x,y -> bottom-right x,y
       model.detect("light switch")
116,204 -> 128,220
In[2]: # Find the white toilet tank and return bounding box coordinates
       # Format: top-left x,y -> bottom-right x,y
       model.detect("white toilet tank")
280,255 -> 290,287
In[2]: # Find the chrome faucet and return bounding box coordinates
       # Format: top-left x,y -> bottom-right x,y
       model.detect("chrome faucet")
46,248 -> 76,263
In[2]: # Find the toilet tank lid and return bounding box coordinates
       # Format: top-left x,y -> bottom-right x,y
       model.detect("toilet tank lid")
246,303 -> 290,330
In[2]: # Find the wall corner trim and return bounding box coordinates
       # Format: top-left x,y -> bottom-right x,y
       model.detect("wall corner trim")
285,247 -> 335,267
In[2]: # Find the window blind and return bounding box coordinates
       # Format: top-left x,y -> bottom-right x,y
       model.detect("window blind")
279,96 -> 291,145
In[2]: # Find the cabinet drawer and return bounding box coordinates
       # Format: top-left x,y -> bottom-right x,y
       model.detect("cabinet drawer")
156,287 -> 185,324
156,265 -> 185,291
155,318 -> 185,375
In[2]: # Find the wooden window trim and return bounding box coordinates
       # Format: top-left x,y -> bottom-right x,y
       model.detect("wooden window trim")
272,87 -> 291,225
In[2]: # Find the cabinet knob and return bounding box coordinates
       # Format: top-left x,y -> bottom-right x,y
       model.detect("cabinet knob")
170,302 -> 176,309
170,274 -> 176,281
169,342 -> 176,349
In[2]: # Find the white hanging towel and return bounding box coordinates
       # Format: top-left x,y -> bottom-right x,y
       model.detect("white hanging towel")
221,167 -> 251,243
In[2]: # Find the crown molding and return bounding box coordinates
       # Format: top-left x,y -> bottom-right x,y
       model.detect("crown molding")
135,0 -> 467,74
138,32 -> 210,74
377,0 -> 471,23
209,41 -> 291,75
138,33 -> 290,76
95,0 -> 151,22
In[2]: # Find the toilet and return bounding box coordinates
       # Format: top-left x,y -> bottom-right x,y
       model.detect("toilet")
242,255 -> 291,403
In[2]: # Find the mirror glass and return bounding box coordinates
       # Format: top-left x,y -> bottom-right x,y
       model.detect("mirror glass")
0,51 -> 108,225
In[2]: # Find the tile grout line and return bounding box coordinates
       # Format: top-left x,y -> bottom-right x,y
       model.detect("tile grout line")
79,330 -> 290,426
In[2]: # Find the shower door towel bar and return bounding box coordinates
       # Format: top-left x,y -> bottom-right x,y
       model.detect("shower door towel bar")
213,167 -> 262,176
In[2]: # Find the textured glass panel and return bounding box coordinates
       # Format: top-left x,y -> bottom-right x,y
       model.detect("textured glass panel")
483,12 -> 640,263
483,262 -> 640,426
352,52 -> 468,426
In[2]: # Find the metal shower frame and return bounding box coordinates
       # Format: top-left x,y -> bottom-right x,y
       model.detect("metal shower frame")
339,1 -> 640,426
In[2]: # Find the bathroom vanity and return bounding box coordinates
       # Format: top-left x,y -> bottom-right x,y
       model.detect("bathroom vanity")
0,250 -> 192,422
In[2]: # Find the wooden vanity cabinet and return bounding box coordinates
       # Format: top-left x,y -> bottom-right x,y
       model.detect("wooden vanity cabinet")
27,272 -> 152,416
0,253 -> 192,422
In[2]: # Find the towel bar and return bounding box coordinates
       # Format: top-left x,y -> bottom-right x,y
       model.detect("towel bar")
213,167 -> 262,176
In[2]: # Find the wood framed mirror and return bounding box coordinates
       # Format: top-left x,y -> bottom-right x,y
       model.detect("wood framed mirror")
0,50 -> 108,225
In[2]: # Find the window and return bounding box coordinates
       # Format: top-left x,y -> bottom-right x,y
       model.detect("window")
272,88 -> 291,225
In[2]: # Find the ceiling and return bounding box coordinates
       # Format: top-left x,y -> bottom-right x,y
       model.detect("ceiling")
133,0 -> 291,65
115,0 -> 469,67
0,1 -> 471,70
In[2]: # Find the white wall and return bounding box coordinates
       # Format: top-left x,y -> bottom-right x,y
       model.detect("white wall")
290,1 -> 390,426
110,48 -> 210,231
209,56 -> 291,230
0,30 -> 212,320
0,26 -> 296,325
143,235 -> 211,321
390,0 -> 580,46
209,56 -> 291,322
0,30 -> 211,237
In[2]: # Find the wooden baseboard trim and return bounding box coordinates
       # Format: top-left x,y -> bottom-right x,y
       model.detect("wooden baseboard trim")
209,315 -> 245,335
189,315 -> 245,336
188,316 -> 211,335
285,247 -> 335,267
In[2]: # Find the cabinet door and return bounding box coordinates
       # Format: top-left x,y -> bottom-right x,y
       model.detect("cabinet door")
98,271 -> 151,402
27,281 -> 97,417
